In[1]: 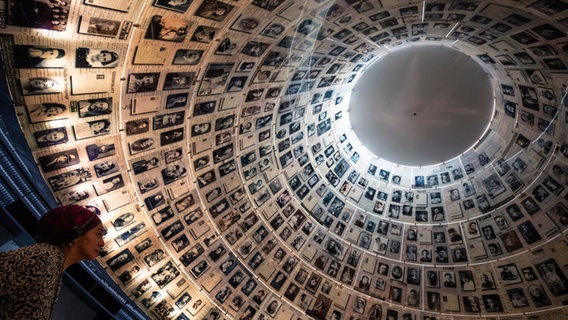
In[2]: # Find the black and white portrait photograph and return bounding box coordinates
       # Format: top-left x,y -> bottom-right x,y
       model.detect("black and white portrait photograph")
26,102 -> 69,123
13,45 -> 66,68
38,149 -> 80,173
74,97 -> 113,118
48,168 -> 92,191
78,16 -> 122,37
20,77 -> 65,95
126,72 -> 160,93
145,15 -> 191,42
33,127 -> 69,148
198,63 -> 234,95
76,48 -> 120,68
166,93 -> 189,109
194,0 -> 234,22
7,0 -> 72,31
129,138 -> 155,155
163,72 -> 194,90
73,119 -> 111,139
173,49 -> 204,65
153,111 -> 185,130
153,0 -> 192,13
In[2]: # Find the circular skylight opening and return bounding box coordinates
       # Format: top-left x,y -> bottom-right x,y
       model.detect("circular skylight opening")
349,45 -> 494,166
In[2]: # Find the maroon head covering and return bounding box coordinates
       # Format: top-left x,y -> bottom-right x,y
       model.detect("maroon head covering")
36,205 -> 101,245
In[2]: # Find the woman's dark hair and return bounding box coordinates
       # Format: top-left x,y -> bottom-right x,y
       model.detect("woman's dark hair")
100,50 -> 119,65
42,103 -> 66,115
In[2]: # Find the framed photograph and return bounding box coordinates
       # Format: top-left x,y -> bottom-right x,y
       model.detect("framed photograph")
194,0 -> 234,22
76,48 -> 120,68
535,258 -> 568,296
86,142 -> 115,161
73,119 -> 111,140
7,0 -> 71,31
153,0 -> 192,13
129,138 -> 155,155
153,111 -> 185,130
173,49 -> 204,65
160,128 -> 184,146
26,101 -> 69,123
48,168 -> 92,191
161,164 -> 187,185
13,45 -> 66,68
94,174 -> 125,195
145,15 -> 192,42
230,15 -> 261,33
198,63 -> 234,95
497,263 -> 522,285
73,97 -> 113,118
33,127 -> 69,148
166,93 -> 189,109
93,159 -> 119,178
215,38 -> 239,56
126,72 -> 160,93
78,16 -> 122,37
20,77 -> 65,95
163,72 -> 194,90
84,0 -> 131,12
38,149 -> 80,173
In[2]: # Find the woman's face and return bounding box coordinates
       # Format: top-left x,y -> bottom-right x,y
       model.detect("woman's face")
138,76 -> 155,86
40,49 -> 61,59
90,121 -> 107,132
74,223 -> 105,260
29,78 -> 56,90
46,106 -> 65,116
46,131 -> 65,141
90,101 -> 109,111
93,52 -> 115,63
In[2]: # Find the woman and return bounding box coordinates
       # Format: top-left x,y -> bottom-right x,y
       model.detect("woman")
22,77 -> 62,94
13,45 -> 66,68
28,102 -> 67,122
0,205 -> 104,320
76,48 -> 119,68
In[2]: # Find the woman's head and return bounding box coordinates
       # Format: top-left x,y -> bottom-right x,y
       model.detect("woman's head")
93,50 -> 119,66
27,78 -> 57,91
37,205 -> 102,246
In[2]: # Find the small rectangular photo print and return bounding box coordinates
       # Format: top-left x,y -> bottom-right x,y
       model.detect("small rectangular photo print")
153,0 -> 192,13
13,45 -> 66,68
73,97 -> 113,118
197,63 -> 234,95
194,0 -> 234,22
38,149 -> 80,173
163,72 -> 194,91
165,93 -> 189,109
26,101 -> 69,123
73,119 -> 111,139
76,48 -> 120,68
20,77 -> 65,95
145,15 -> 192,42
33,127 -> 69,148
7,0 -> 72,31
78,16 -> 122,37
126,72 -> 160,93
48,168 -> 92,192
191,25 -> 218,44
173,49 -> 204,65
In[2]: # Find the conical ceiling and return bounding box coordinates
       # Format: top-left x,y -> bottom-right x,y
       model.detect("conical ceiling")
1,0 -> 568,319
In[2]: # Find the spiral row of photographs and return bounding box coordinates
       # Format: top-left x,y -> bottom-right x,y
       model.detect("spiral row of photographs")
1,0 -> 568,319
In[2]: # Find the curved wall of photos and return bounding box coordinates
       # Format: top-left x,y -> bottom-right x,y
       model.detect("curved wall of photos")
1,0 -> 568,319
